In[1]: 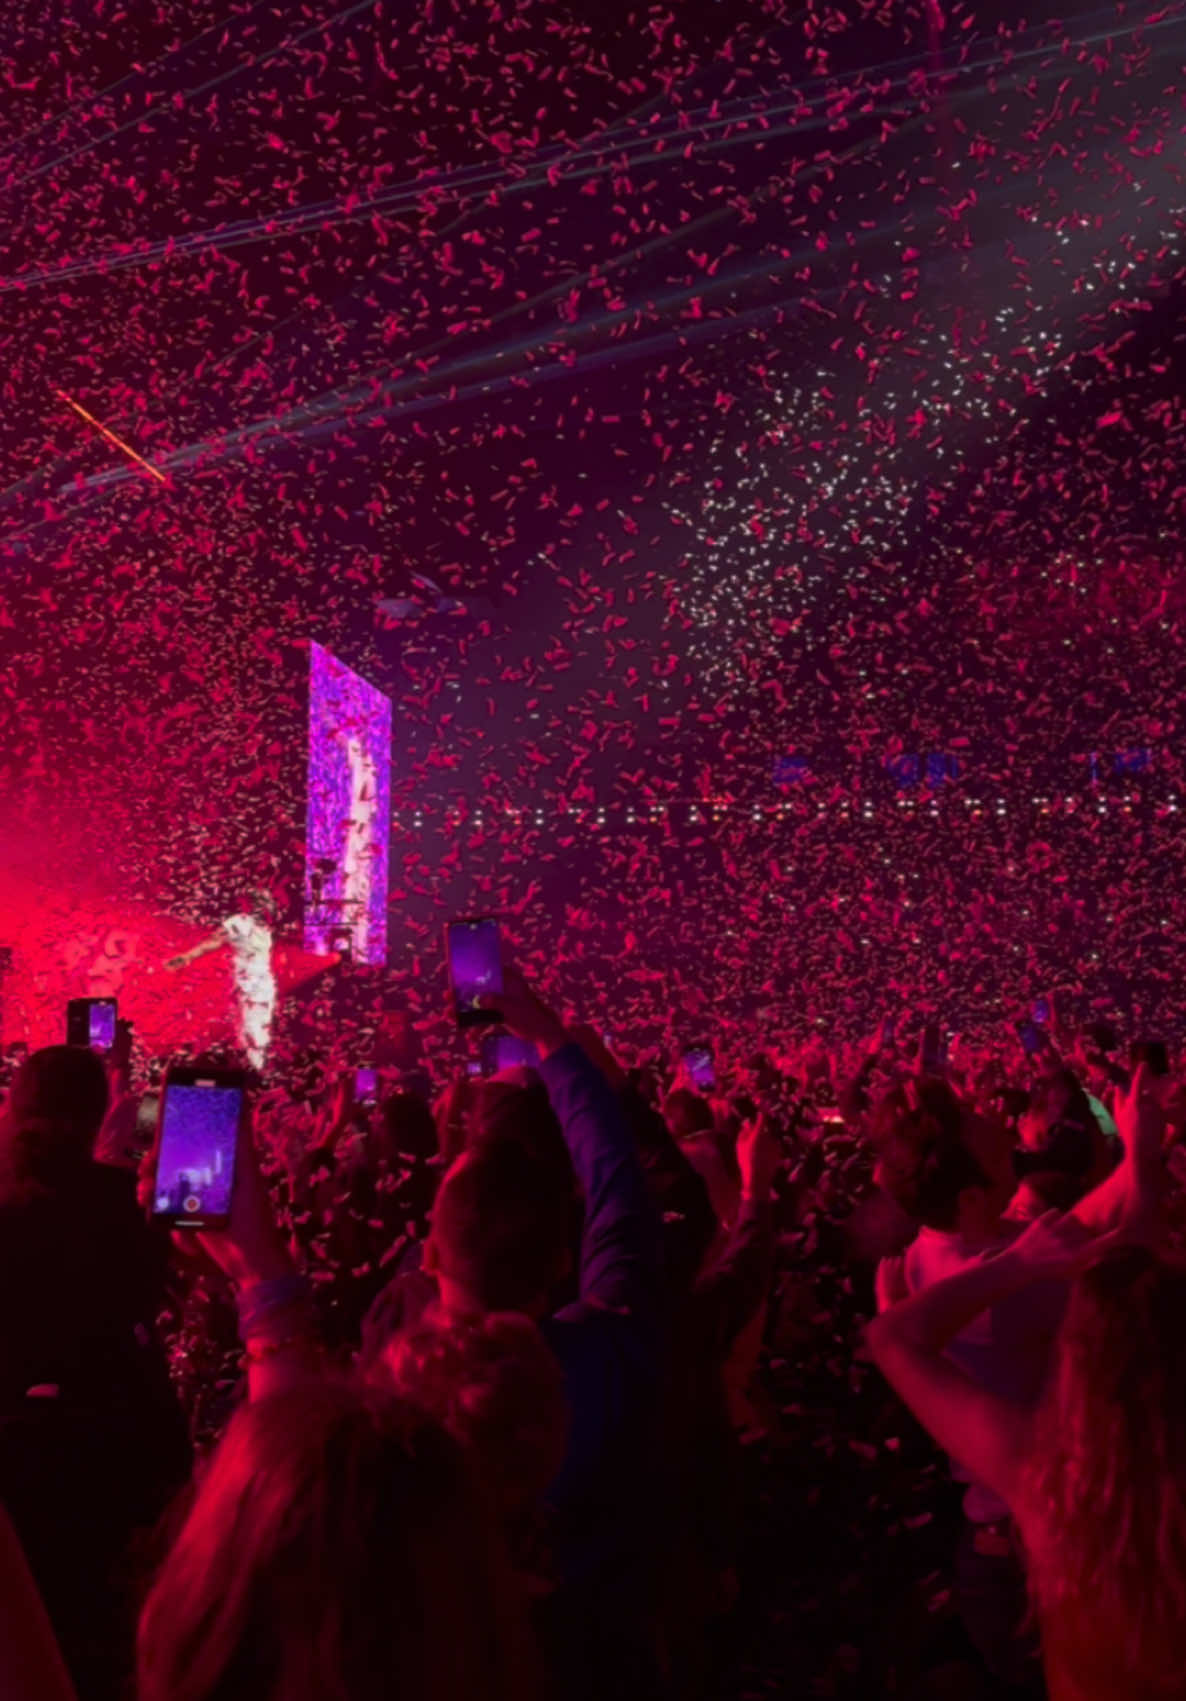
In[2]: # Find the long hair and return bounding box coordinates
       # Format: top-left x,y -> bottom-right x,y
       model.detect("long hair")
382,1313 -> 568,1521
1021,1247 -> 1186,1693
137,1379 -> 539,1701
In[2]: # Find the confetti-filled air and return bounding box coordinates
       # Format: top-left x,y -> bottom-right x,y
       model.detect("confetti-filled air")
2,4 -> 1186,1693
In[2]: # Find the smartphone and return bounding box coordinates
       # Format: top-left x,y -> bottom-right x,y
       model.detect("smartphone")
683,1044 -> 716,1092
150,1065 -> 247,1230
465,1059 -> 483,1078
1017,1021 -> 1049,1058
66,997 -> 118,1053
1032,998 -> 1051,1027
446,917 -> 503,1027
878,1014 -> 896,1049
1131,1040 -> 1169,1078
355,1067 -> 378,1102
481,1032 -> 540,1075
921,1024 -> 948,1074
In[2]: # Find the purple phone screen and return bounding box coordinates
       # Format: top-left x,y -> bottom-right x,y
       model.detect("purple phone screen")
449,921 -> 502,1013
89,1002 -> 117,1051
153,1085 -> 241,1220
485,1033 -> 539,1073
684,1047 -> 715,1090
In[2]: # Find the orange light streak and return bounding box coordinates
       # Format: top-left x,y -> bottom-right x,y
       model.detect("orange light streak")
54,388 -> 167,484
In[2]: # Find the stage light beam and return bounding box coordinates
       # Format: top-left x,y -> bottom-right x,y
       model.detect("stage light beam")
54,389 -> 167,484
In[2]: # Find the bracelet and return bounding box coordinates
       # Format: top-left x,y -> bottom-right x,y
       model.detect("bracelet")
240,1331 -> 318,1368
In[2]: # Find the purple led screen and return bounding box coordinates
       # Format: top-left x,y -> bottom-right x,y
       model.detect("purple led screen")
153,1085 -> 241,1219
304,643 -> 392,966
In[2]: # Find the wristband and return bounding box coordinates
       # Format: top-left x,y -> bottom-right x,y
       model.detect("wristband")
237,1274 -> 310,1338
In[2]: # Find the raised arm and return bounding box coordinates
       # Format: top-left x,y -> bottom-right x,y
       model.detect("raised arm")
693,1113 -> 778,1351
190,1107 -> 323,1400
165,932 -> 225,971
866,1212 -> 1115,1511
1070,1062 -> 1165,1236
491,973 -> 658,1316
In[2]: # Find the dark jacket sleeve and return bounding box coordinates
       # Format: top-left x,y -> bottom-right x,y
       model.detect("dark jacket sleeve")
539,1044 -> 659,1316
619,1087 -> 716,1293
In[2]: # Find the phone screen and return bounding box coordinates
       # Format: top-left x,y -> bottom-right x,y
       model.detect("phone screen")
447,918 -> 503,1026
355,1067 -> 378,1101
1032,999 -> 1051,1027
152,1071 -> 245,1228
1017,1021 -> 1048,1058
481,1032 -> 540,1074
67,997 -> 117,1052
683,1045 -> 715,1091
89,1000 -> 118,1051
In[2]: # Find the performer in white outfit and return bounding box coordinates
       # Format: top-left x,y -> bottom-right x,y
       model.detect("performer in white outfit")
165,892 -> 277,1072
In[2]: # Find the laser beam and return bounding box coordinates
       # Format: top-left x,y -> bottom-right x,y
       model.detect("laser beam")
54,389 -> 167,484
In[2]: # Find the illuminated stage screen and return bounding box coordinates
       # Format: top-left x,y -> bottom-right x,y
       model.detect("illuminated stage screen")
304,643 -> 392,966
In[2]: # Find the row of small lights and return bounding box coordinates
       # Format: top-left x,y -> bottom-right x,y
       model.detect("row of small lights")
393,793 -> 1176,829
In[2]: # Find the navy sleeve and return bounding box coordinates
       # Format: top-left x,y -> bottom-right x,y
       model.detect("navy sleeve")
539,1043 -> 659,1315
622,1088 -> 717,1296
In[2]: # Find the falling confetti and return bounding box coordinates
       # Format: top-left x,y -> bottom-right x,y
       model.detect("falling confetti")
0,0 -> 1182,1056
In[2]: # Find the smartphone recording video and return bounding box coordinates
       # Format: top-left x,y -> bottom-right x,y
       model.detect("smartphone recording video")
355,1067 -> 378,1102
480,1032 -> 540,1075
683,1043 -> 715,1092
67,997 -> 118,1053
151,1066 -> 247,1229
446,917 -> 503,1027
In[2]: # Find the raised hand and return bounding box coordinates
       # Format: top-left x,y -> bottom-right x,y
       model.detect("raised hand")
875,1254 -> 909,1314
1008,1209 -> 1122,1282
193,1103 -> 294,1288
480,966 -> 568,1060
737,1111 -> 779,1201
1115,1061 -> 1166,1164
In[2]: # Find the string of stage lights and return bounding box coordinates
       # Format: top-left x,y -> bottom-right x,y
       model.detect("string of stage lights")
391,788 -> 1178,835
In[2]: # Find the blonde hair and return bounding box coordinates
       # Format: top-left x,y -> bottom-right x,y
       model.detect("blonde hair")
138,1379 -> 538,1701
1021,1248 -> 1186,1693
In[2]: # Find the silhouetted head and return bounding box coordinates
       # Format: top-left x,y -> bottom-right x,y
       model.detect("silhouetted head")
0,1045 -> 110,1191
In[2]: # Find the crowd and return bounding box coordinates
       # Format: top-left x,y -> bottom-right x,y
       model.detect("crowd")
0,974 -> 1184,1701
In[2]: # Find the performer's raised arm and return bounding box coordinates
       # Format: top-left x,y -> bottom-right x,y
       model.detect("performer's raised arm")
165,933 -> 224,972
